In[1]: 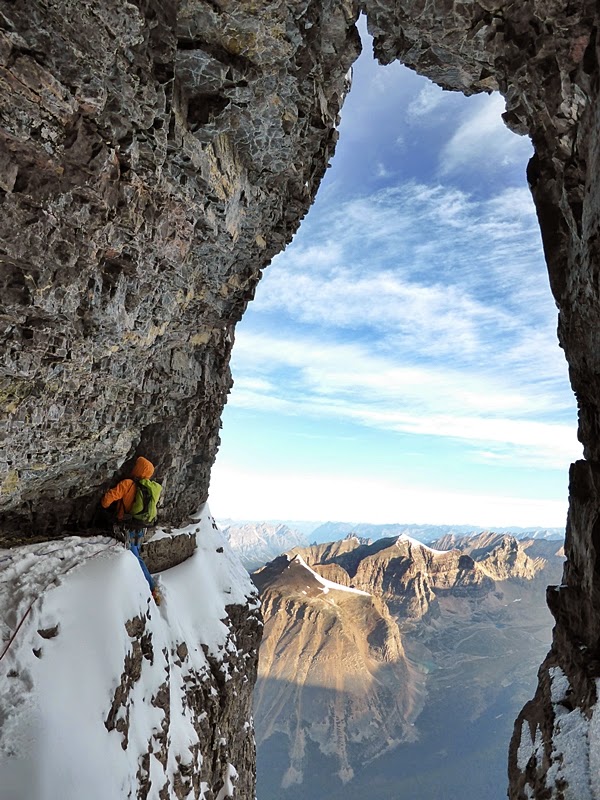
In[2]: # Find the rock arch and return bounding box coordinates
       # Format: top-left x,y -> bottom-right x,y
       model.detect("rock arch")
0,2 -> 598,795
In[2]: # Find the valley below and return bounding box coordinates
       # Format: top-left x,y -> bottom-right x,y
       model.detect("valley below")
249,532 -> 564,800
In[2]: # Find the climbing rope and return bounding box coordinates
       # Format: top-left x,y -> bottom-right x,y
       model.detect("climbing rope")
0,538 -> 119,664
0,599 -> 36,663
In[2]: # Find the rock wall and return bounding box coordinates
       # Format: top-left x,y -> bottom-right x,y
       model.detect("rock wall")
0,0 -> 359,534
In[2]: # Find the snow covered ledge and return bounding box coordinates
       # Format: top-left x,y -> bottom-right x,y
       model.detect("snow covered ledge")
0,507 -> 262,800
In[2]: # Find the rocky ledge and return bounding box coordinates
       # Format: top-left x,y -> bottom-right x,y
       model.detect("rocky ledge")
0,509 -> 261,800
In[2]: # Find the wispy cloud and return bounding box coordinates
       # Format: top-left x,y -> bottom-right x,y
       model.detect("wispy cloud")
407,82 -> 446,119
226,177 -> 578,473
230,331 -> 579,469
255,182 -> 560,374
440,94 -> 532,175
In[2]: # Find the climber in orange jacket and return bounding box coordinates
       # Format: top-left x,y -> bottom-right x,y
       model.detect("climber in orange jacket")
99,455 -> 163,605
101,456 -> 156,520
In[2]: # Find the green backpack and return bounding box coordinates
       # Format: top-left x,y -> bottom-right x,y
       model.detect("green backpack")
130,478 -> 162,525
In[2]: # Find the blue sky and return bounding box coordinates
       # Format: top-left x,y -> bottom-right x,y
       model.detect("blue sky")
208,21 -> 581,528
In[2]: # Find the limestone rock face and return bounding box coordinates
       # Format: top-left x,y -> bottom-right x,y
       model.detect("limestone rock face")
431,532 -> 543,582
293,535 -> 501,618
253,553 -> 420,786
0,0 -> 359,535
139,528 -> 197,574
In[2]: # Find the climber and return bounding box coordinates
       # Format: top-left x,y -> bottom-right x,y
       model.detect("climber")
99,456 -> 163,604
100,456 -> 161,525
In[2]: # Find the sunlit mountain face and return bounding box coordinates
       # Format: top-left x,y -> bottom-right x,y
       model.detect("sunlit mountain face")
252,533 -> 564,800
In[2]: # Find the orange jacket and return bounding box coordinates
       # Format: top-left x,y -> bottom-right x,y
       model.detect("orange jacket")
101,457 -> 155,520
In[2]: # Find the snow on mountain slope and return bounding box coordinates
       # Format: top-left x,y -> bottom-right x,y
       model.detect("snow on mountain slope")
0,507 -> 261,800
293,555 -> 371,596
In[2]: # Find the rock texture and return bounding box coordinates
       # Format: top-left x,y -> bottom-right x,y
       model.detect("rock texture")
292,535 -> 499,618
140,528 -> 197,573
0,0 -> 360,535
431,532 -> 544,582
252,534 -> 560,798
509,461 -> 600,800
253,552 -> 420,787
105,600 -> 260,800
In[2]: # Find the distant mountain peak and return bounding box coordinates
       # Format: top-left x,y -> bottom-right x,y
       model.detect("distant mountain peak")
343,532 -> 371,545
220,521 -> 309,570
253,531 -> 564,795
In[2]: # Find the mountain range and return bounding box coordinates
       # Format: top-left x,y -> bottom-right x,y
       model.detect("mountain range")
218,522 -> 310,570
221,520 -> 564,571
251,532 -> 564,800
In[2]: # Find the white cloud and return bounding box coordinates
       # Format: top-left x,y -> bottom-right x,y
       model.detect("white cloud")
234,376 -> 276,393
256,181 -> 560,380
407,82 -> 446,119
440,94 -> 532,175
231,177 -> 577,473
256,267 -> 504,356
209,465 -> 568,528
229,331 -> 579,469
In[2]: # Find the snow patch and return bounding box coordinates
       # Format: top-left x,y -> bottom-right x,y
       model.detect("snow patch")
0,505 -> 257,800
517,720 -> 543,772
215,763 -> 238,799
293,555 -> 370,596
396,534 -> 445,554
549,666 -> 570,707
546,707 -> 593,799
543,667 -> 597,800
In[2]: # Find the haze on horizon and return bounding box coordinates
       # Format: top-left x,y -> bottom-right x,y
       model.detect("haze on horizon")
208,18 -> 580,530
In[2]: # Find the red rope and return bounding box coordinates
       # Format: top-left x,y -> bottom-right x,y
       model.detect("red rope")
0,601 -> 36,662
0,539 -> 118,663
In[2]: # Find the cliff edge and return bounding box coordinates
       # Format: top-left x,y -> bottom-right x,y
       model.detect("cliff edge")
0,508 -> 261,799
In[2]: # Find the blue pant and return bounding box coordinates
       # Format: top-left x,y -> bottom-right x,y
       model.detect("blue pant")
128,532 -> 155,592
